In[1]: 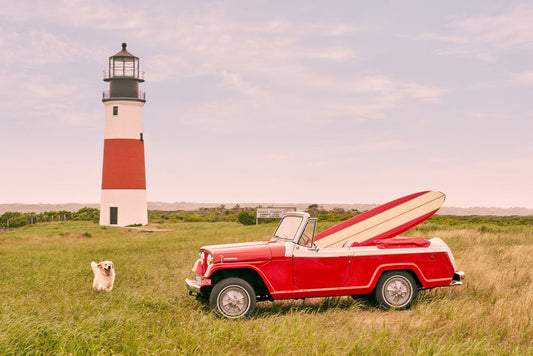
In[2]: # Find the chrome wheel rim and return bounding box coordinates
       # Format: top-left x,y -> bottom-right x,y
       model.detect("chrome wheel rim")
218,285 -> 250,318
383,276 -> 412,308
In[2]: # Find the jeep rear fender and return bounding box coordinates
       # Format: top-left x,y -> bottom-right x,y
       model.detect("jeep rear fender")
368,263 -> 452,290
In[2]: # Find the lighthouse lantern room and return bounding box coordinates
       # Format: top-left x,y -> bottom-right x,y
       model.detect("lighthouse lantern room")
100,43 -> 147,226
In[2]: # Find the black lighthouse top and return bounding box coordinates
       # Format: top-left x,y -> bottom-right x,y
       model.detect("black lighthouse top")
103,43 -> 146,102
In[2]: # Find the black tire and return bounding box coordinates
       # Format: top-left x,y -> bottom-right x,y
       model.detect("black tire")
374,271 -> 418,310
209,277 -> 256,319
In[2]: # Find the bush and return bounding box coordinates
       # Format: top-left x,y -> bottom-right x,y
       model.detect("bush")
72,207 -> 100,223
237,211 -> 256,225
1,207 -> 100,229
0,212 -> 26,228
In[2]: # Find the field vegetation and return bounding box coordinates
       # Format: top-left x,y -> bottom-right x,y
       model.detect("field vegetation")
0,214 -> 532,354
0,207 -> 100,228
5,203 -> 532,228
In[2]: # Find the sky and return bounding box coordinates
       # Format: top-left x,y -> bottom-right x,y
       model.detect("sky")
1,0 -> 532,208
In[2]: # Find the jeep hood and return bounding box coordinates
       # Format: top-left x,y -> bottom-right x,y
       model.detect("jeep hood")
201,241 -> 279,263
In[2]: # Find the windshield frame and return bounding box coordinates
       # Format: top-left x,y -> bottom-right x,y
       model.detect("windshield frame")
297,218 -> 317,247
272,215 -> 304,242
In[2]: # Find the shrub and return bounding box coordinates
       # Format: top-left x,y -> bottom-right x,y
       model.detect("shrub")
1,207 -> 100,229
237,211 -> 256,225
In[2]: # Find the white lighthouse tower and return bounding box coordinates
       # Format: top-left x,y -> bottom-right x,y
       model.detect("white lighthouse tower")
99,43 -> 148,226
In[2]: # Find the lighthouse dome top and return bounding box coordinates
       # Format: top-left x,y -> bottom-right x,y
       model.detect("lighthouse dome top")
104,42 -> 144,82
111,43 -> 138,59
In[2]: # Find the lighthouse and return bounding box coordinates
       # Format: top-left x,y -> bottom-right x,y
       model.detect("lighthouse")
99,43 -> 147,226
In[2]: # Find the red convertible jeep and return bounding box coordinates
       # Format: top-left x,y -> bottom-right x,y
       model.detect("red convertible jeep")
186,191 -> 464,318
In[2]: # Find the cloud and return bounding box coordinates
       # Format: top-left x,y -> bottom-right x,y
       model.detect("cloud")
401,82 -> 447,103
424,4 -> 533,61
144,12 -> 363,82
0,69 -> 99,129
513,70 -> 533,85
0,4 -> 448,137
0,22 -> 107,129
0,28 -> 104,66
144,14 -> 445,131
452,6 -> 533,49
177,73 -> 446,135
0,0 -> 146,30
420,33 -> 469,45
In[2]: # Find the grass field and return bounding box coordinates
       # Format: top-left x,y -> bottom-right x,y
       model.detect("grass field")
0,219 -> 532,355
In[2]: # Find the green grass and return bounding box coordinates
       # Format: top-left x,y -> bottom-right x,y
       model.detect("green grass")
1,220 -> 532,355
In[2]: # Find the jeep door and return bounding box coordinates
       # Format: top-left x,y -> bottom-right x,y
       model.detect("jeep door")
292,219 -> 352,289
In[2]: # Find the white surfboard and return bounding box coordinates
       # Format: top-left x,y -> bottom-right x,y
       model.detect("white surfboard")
315,191 -> 445,248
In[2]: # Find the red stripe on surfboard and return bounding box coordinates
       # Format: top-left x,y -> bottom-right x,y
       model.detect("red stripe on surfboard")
314,191 -> 429,241
102,139 -> 146,189
357,209 -> 438,246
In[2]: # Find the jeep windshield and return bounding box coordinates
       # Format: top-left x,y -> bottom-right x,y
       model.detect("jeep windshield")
272,216 -> 303,241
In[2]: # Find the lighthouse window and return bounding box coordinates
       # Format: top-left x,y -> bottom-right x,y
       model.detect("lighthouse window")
140,133 -> 144,142
113,106 -> 119,115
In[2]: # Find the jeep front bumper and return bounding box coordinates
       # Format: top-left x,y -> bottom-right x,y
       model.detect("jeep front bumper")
185,278 -> 201,293
185,276 -> 212,295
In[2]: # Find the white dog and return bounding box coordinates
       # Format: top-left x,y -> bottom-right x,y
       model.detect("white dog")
91,261 -> 115,291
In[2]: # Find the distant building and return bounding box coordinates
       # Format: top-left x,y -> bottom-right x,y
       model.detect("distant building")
100,43 -> 147,226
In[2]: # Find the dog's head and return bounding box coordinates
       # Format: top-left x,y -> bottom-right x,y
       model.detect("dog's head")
98,261 -> 114,275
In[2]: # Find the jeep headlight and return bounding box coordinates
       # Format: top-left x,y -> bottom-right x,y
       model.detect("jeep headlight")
207,254 -> 213,266
199,251 -> 205,264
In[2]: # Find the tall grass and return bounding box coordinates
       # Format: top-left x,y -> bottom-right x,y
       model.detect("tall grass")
0,220 -> 532,355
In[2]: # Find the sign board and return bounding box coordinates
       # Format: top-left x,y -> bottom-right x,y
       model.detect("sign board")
256,207 -> 297,219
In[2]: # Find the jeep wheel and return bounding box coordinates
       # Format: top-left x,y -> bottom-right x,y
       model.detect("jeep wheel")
209,277 -> 256,319
375,271 -> 418,309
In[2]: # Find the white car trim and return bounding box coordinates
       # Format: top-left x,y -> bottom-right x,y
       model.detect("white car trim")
286,238 -> 450,258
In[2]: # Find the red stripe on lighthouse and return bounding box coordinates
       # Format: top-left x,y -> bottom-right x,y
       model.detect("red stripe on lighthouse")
102,139 -> 146,189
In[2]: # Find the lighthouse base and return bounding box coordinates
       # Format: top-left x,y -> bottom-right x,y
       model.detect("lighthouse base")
100,189 -> 148,226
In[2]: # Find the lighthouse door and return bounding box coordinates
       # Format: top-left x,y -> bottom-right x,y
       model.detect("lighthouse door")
110,207 -> 118,225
